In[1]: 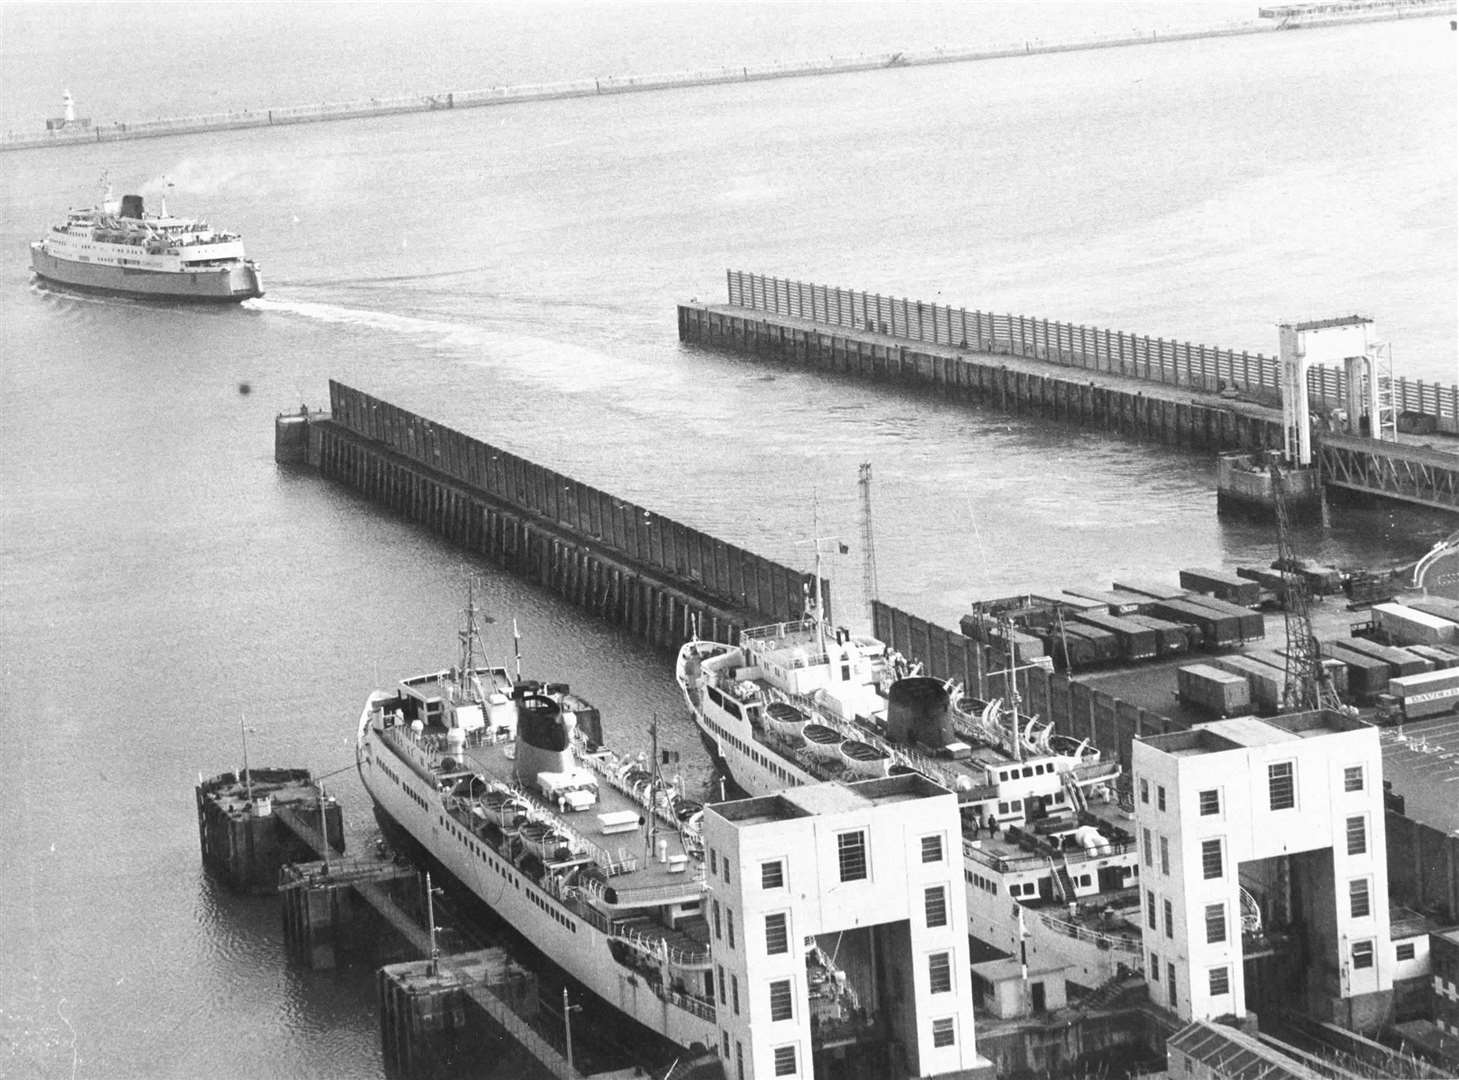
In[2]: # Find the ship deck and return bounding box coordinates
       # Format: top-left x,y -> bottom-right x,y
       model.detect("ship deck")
437,728 -> 707,895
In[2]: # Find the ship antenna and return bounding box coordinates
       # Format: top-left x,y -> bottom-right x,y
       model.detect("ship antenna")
512,618 -> 522,681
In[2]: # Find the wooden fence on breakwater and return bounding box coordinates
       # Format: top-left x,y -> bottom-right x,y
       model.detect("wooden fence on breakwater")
721,271 -> 1459,434
871,601 -> 1183,771
679,299 -> 1286,454
299,381 -> 819,650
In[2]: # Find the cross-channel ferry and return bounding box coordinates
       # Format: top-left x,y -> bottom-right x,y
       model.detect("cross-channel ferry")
30,181 -> 262,302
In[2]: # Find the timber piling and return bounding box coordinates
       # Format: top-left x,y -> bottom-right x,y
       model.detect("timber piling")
278,382 -> 826,651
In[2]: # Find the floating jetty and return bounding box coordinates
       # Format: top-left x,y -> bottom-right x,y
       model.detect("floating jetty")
8,1 -> 1453,152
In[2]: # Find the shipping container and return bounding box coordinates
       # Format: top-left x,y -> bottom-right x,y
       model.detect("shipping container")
1178,568 -> 1261,607
1409,596 -> 1459,623
1071,611 -> 1159,661
1376,668 -> 1459,723
1372,602 -> 1458,647
1060,586 -> 1148,616
1210,655 -> 1285,714
1273,559 -> 1343,595
1321,641 -> 1392,701
1180,594 -> 1265,642
1337,636 -> 1433,677
1259,648 -> 1351,699
1150,599 -> 1241,649
1125,614 -> 1197,656
1236,566 -> 1291,596
1111,579 -> 1188,601
1037,622 -> 1121,669
1177,664 -> 1251,717
1407,644 -> 1459,671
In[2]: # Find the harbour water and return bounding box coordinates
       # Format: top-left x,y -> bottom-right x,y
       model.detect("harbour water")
0,4 -> 1454,1078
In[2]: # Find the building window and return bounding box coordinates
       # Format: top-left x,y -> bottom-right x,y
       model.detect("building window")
773,1045 -> 797,1077
921,834 -> 944,863
732,975 -> 740,1015
932,1017 -> 956,1048
1205,903 -> 1226,944
718,964 -> 727,1005
1209,966 -> 1230,996
1164,899 -> 1174,939
838,831 -> 868,882
929,952 -> 952,994
769,979 -> 792,1021
1353,940 -> 1374,969
1146,890 -> 1157,930
1199,789 -> 1220,816
1143,828 -> 1153,868
1141,778 -> 1149,803
713,900 -> 721,939
1160,835 -> 1170,875
1202,838 -> 1223,880
762,859 -> 785,890
1269,761 -> 1295,811
1158,785 -> 1167,811
728,906 -> 736,948
736,1041 -> 744,1080
1350,878 -> 1371,919
710,849 -> 717,875
1347,816 -> 1366,856
1150,951 -> 1160,980
1344,765 -> 1364,792
1397,942 -> 1416,962
723,1031 -> 730,1057
1168,962 -> 1177,1007
724,859 -> 731,886
925,885 -> 948,928
765,912 -> 789,955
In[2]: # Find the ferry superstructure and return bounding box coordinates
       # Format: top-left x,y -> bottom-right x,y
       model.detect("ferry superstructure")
677,610 -> 1146,985
356,595 -> 717,1052
30,185 -> 262,302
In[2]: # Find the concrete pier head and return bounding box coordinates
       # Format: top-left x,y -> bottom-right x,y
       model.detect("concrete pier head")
195,769 -> 343,893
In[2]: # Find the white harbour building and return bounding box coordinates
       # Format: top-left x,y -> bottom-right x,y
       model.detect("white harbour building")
702,774 -> 993,1080
1132,711 -> 1393,1032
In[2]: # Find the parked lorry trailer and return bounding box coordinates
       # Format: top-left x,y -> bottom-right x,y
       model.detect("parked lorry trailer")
1376,668 -> 1459,724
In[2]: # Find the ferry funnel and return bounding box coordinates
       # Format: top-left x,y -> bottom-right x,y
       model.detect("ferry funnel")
886,676 -> 954,750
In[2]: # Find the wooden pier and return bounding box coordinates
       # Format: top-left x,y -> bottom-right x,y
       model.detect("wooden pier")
280,381 -> 829,648
680,272 -> 1459,515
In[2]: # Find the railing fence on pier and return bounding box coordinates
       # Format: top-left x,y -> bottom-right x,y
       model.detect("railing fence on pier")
726,270 -> 1458,432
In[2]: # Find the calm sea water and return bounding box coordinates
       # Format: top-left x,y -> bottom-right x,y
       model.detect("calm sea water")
0,5 -> 1455,1078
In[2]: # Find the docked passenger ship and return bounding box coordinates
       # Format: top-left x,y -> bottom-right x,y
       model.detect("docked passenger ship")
30,182 -> 262,302
356,592 -> 718,1052
677,593 -> 1146,986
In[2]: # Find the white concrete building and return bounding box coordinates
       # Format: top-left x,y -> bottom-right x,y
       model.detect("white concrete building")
1132,711 -> 1393,1031
702,774 -> 992,1080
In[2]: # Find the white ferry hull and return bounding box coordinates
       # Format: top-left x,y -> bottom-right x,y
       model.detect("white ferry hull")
356,721 -> 718,1053
31,244 -> 262,302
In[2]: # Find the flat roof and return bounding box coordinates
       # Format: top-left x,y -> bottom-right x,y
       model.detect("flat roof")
1142,710 -> 1367,757
709,773 -> 949,825
1167,1021 -> 1325,1080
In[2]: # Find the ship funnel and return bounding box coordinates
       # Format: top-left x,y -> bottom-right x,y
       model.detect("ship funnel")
513,692 -> 574,786
119,194 -> 145,219
886,676 -> 954,750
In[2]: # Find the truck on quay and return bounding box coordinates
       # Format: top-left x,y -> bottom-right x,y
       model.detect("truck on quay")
1376,668 -> 1459,724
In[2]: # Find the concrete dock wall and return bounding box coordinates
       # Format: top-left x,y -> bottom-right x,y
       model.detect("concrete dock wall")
310,381 -> 819,650
723,271 -> 1459,433
680,301 -> 1285,455
8,5 -> 1452,152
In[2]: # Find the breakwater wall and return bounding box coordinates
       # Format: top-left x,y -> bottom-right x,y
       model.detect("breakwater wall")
679,299 -> 1286,454
721,271 -> 1459,433
8,7 -> 1451,153
872,601 -> 1184,771
296,381 -> 820,650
